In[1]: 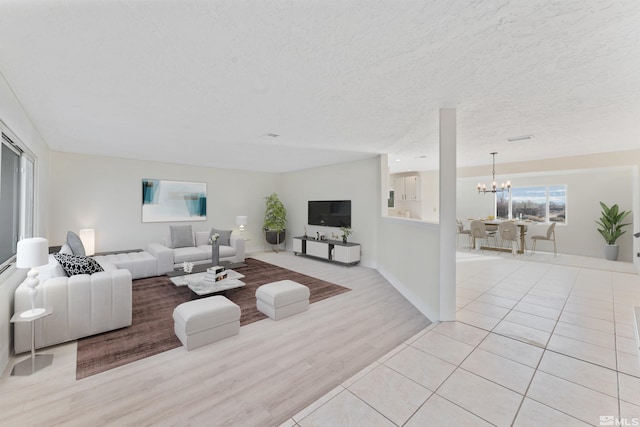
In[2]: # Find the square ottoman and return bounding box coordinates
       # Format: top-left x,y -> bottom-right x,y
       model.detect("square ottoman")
256,280 -> 310,320
173,296 -> 240,351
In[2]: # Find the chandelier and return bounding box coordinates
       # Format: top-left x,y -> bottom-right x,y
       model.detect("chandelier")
477,152 -> 511,194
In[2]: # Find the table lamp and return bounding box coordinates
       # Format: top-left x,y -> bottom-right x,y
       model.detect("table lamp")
16,237 -> 49,318
236,215 -> 248,238
79,228 -> 95,256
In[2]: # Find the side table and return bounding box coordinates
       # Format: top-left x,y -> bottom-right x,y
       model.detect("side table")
10,307 -> 53,376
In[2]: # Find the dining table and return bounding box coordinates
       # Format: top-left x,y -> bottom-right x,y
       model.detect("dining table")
469,219 -> 531,255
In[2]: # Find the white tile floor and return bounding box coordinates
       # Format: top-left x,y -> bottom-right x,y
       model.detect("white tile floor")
280,252 -> 640,426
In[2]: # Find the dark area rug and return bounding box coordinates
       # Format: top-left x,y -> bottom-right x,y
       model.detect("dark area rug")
76,258 -> 350,379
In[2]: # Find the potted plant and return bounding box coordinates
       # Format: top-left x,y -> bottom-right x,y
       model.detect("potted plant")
596,202 -> 631,261
340,226 -> 352,244
263,193 -> 287,250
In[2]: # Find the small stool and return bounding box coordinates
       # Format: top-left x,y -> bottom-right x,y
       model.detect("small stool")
256,280 -> 310,320
173,296 -> 240,351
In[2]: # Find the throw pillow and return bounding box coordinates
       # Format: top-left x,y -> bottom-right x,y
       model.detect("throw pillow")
59,243 -> 74,255
169,225 -> 194,248
66,231 -> 86,256
210,228 -> 232,246
53,253 -> 104,276
36,254 -> 68,281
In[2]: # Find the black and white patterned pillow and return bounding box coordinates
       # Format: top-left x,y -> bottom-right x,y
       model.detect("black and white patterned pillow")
53,253 -> 104,276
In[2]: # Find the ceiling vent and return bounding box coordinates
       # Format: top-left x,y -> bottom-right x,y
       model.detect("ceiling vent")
507,135 -> 535,142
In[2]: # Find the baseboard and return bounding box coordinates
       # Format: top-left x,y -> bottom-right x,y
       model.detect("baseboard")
377,266 -> 438,322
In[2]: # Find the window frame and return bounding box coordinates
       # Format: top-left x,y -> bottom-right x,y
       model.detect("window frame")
495,184 -> 567,225
0,123 -> 37,272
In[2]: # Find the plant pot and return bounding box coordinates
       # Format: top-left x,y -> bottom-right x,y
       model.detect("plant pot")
603,244 -> 619,261
265,229 -> 286,246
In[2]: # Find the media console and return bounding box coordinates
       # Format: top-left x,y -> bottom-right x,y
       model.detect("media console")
292,236 -> 360,265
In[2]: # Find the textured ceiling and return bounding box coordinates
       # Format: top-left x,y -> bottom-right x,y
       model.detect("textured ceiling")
0,1 -> 638,173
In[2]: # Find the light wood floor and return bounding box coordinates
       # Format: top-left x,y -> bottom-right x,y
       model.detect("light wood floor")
0,252 -> 431,426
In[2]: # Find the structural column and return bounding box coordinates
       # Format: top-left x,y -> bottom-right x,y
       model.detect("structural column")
439,109 -> 456,321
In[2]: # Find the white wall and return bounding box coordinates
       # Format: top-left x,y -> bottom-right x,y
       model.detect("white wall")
280,158 -> 379,267
378,155 -> 442,322
377,218 -> 440,321
0,73 -> 51,372
48,152 -> 280,255
457,166 -> 637,262
282,155 -> 443,320
457,181 -> 495,220
633,167 -> 640,273
420,170 -> 439,223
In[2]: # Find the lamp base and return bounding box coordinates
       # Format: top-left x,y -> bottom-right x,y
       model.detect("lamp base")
11,354 -> 53,376
20,308 -> 46,318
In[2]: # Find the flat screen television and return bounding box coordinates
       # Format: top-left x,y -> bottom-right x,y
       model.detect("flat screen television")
308,200 -> 351,227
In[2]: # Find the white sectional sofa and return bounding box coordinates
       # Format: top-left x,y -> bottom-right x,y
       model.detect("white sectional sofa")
92,251 -> 160,279
147,229 -> 245,274
14,255 -> 132,354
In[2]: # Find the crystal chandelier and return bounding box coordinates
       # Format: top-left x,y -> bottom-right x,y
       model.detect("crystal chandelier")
477,152 -> 511,194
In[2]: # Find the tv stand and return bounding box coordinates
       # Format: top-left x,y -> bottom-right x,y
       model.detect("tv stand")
292,236 -> 360,265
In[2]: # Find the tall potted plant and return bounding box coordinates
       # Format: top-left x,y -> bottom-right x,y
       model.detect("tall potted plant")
263,193 -> 287,250
596,202 -> 631,261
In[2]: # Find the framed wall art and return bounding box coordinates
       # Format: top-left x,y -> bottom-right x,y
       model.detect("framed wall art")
142,179 -> 207,222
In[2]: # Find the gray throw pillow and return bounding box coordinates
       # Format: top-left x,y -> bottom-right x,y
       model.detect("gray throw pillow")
66,231 -> 86,256
170,225 -> 194,248
210,228 -> 232,246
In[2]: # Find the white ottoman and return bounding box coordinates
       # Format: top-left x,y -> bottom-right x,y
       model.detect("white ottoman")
173,296 -> 240,351
256,280 -> 310,320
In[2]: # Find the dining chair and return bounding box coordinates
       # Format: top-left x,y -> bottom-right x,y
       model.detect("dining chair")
498,221 -> 519,255
470,220 -> 497,250
456,219 -> 472,248
531,222 -> 557,256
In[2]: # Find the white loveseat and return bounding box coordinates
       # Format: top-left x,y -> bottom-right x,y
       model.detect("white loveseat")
146,230 -> 245,275
14,256 -> 132,354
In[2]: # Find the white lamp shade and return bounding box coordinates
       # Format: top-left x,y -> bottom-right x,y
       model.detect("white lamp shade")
79,229 -> 95,256
16,237 -> 49,268
236,216 -> 248,227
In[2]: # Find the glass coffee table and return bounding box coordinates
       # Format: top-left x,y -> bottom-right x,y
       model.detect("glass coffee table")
170,269 -> 245,296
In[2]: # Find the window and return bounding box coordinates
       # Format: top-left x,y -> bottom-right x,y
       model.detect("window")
496,191 -> 509,219
0,141 -> 20,266
496,185 -> 567,223
0,129 -> 35,270
512,186 -> 548,222
547,185 -> 567,223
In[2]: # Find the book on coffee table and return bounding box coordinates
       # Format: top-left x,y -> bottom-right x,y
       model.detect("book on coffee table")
203,266 -> 228,283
